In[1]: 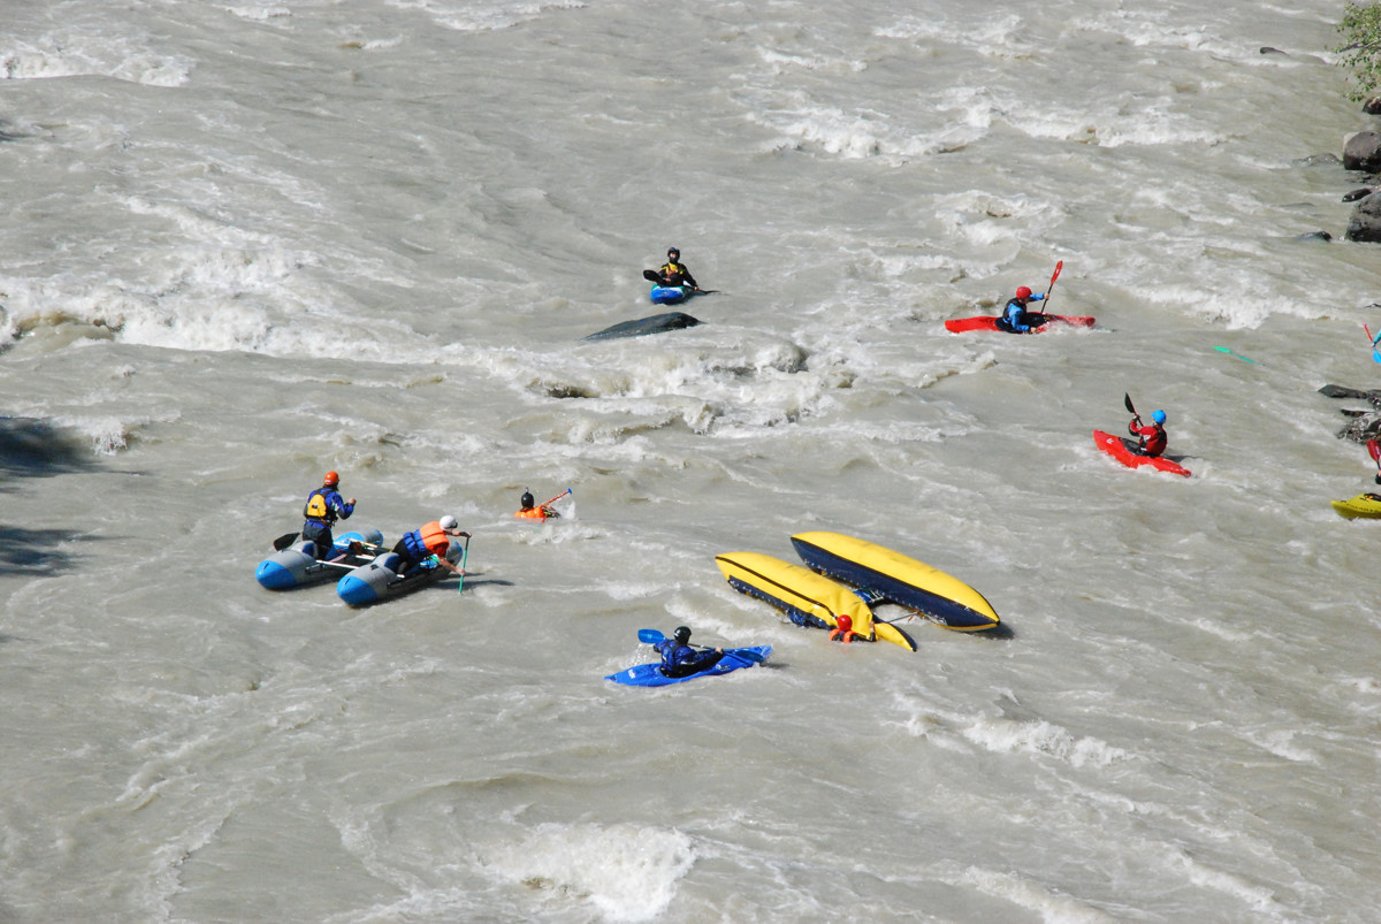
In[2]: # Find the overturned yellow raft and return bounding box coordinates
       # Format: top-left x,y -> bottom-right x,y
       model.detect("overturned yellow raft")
714,551 -> 917,651
790,531 -> 1000,631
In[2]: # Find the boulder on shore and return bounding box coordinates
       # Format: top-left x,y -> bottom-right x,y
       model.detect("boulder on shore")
1343,131 -> 1381,171
1345,192 -> 1381,242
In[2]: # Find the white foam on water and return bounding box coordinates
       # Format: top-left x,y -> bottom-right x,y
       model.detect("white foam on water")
2,0 -> 1376,921
483,823 -> 694,922
385,0 -> 588,33
959,866 -> 1118,923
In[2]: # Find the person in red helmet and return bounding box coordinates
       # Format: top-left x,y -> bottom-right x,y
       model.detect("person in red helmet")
302,470 -> 356,560
995,284 -> 1048,334
828,614 -> 857,644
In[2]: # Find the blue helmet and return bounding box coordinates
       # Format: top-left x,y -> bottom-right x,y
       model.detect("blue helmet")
1151,409 -> 1167,425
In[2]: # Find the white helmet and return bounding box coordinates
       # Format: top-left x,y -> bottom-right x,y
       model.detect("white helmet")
439,515 -> 458,529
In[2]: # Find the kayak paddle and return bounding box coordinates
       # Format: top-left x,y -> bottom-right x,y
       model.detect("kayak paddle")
1039,260 -> 1063,318
543,487 -> 573,509
1213,345 -> 1259,365
1124,392 -> 1139,421
456,535 -> 470,594
1367,324 -> 1381,364
272,532 -> 300,551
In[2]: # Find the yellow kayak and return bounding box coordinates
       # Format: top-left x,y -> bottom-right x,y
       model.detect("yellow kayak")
1331,493 -> 1381,519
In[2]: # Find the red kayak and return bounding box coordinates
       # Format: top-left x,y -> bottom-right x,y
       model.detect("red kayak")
944,314 -> 1095,334
1092,429 -> 1191,477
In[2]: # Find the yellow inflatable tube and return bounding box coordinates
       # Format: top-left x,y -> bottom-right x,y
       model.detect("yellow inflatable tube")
791,531 -> 1000,631
714,552 -> 918,651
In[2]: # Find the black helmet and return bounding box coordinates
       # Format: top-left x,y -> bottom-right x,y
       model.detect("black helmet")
667,247 -> 680,257
673,625 -> 691,643
520,490 -> 535,509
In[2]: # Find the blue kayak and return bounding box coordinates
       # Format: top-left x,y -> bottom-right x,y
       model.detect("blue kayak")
605,646 -> 771,687
649,284 -> 694,305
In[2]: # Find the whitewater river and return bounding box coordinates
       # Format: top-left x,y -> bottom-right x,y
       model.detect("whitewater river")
2,0 -> 1378,920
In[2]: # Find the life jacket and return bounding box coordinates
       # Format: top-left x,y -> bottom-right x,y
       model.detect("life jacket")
303,488 -> 336,523
829,619 -> 857,643
1000,298 -> 1028,331
659,261 -> 687,284
1129,419 -> 1167,457
828,614 -> 856,644
657,641 -> 695,673
402,521 -> 450,560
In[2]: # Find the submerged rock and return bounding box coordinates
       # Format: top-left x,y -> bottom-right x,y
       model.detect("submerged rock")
1297,152 -> 1342,167
1338,413 -> 1381,442
1344,187 -> 1373,202
583,312 -> 702,342
1295,230 -> 1332,242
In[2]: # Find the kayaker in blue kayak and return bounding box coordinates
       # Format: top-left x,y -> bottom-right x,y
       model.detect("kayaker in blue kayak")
654,625 -> 724,678
1128,409 -> 1169,457
302,470 -> 356,560
389,515 -> 469,578
653,247 -> 700,291
995,285 -> 1047,333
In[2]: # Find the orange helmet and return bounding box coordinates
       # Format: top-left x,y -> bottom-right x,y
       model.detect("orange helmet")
323,470 -> 340,487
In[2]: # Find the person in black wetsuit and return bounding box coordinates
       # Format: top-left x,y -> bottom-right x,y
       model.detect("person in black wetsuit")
654,247 -> 699,290
653,626 -> 723,677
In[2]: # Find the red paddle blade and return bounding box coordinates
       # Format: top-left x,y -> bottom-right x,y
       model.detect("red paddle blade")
1049,260 -> 1063,288
1368,439 -> 1381,464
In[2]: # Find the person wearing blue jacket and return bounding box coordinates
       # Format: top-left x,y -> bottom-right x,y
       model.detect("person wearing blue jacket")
302,470 -> 355,560
995,285 -> 1047,333
654,626 -> 724,678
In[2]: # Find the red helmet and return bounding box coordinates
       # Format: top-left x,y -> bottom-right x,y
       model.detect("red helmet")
836,614 -> 853,632
323,470 -> 340,487
1016,286 -> 1033,299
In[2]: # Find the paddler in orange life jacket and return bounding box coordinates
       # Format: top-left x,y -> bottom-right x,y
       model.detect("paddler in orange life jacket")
655,247 -> 700,291
302,470 -> 356,560
515,489 -> 550,520
1128,408 -> 1169,457
390,515 -> 469,578
828,614 -> 857,644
